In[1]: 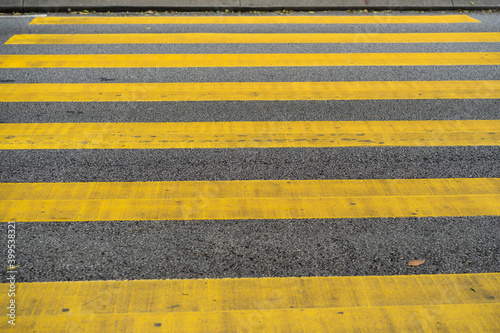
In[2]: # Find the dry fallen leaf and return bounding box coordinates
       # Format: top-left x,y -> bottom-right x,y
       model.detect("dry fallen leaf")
408,259 -> 426,266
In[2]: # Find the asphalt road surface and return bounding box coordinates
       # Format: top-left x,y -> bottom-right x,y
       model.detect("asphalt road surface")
0,10 -> 498,331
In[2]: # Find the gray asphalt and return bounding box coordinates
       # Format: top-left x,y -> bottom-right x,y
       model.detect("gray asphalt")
0,11 -> 499,283
3,217 -> 499,282
1,147 -> 499,183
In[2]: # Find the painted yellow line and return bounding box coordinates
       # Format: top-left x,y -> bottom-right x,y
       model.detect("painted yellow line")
6,32 -> 500,44
2,52 -> 499,68
29,15 -> 481,25
1,273 -> 498,331
1,178 -> 498,222
1,120 -> 499,149
1,81 -> 499,102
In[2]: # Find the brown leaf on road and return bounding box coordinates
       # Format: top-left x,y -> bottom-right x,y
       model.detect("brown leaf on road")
408,259 -> 426,266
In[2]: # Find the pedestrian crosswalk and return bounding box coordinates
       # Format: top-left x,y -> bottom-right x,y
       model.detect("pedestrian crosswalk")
2,81 -> 499,101
2,178 -> 499,222
1,120 -> 498,149
3,273 -> 498,331
7,32 -> 500,44
0,13 -> 498,331
2,52 -> 499,68
29,14 -> 481,24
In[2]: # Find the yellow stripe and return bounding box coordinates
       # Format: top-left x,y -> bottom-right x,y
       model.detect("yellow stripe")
1,178 -> 498,222
1,81 -> 498,102
29,15 -> 481,25
1,120 -> 499,149
6,32 -> 500,44
2,52 -> 499,68
1,273 -> 498,331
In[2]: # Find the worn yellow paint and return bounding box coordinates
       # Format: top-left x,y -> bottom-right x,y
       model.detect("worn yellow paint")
0,178 -> 498,222
6,32 -> 500,44
29,15 -> 481,25
0,81 -> 498,102
1,120 -> 499,149
1,52 -> 499,68
0,273 -> 498,332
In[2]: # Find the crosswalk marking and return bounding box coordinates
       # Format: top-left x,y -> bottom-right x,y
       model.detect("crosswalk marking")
2,52 -> 499,68
6,32 -> 500,44
2,13 -> 499,331
1,273 -> 497,332
29,15 -> 481,25
1,81 -> 498,102
1,178 -> 498,222
1,120 -> 498,149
